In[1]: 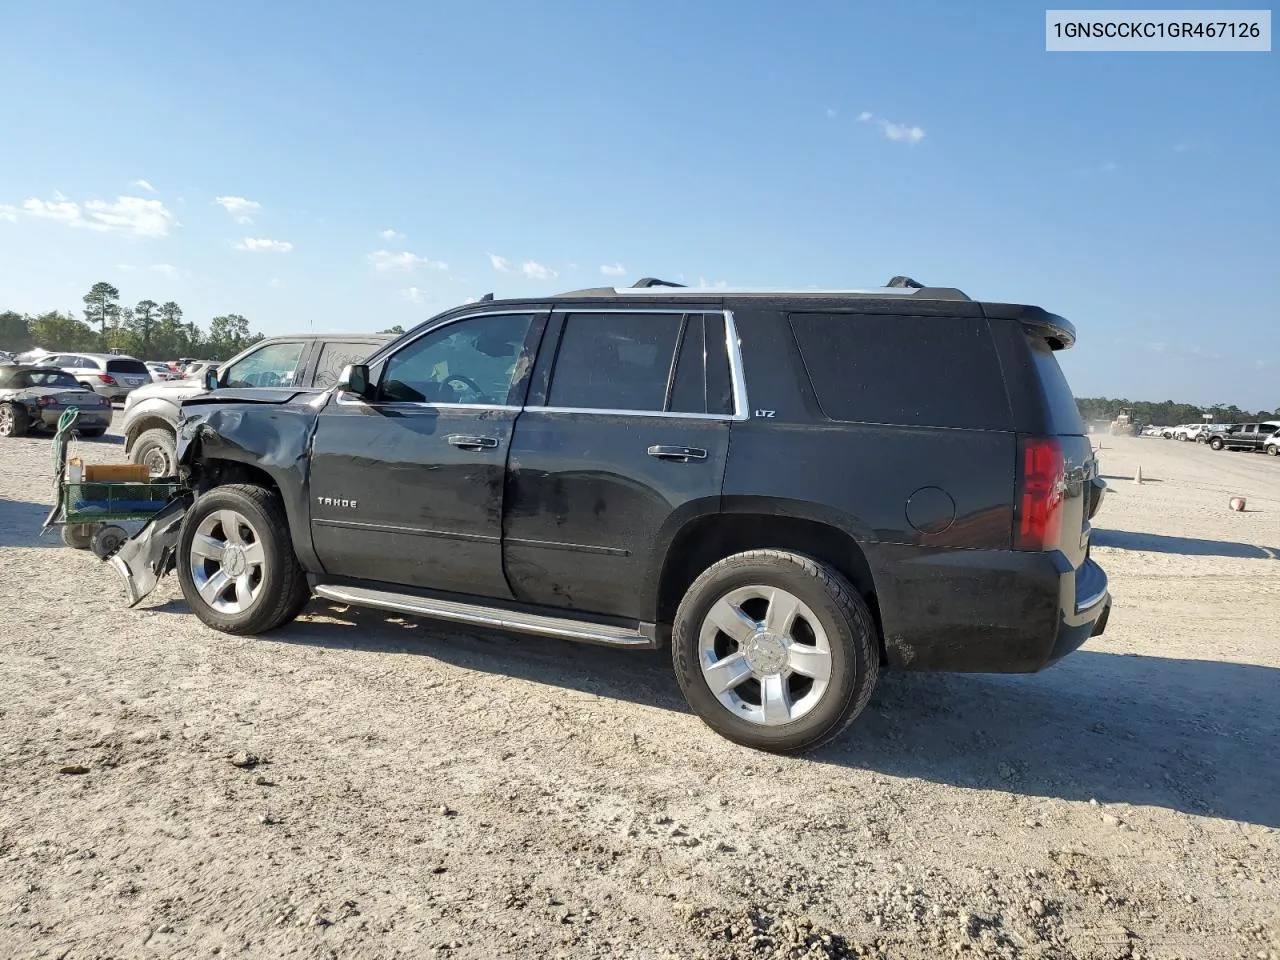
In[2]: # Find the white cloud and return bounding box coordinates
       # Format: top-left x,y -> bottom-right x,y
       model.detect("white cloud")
367,249 -> 447,273
881,121 -> 926,144
600,263 -> 627,276
131,179 -> 156,193
84,197 -> 178,236
520,259 -> 557,280
400,286 -> 427,304
236,237 -> 293,252
15,195 -> 177,236
380,228 -> 404,240
23,198 -> 82,224
858,111 -> 926,144
52,189 -> 67,202
489,253 -> 511,272
215,195 -> 261,224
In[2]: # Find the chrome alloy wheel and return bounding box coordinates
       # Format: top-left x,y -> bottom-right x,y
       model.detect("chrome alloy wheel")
188,509 -> 266,614
697,585 -> 833,726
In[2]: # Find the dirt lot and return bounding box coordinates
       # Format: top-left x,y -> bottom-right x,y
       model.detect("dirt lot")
1,424 -> 1277,960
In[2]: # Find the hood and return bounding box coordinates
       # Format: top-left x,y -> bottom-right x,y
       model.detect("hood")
127,377 -> 208,405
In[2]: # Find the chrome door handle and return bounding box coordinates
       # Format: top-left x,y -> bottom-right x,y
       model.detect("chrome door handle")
647,444 -> 707,462
448,434 -> 500,450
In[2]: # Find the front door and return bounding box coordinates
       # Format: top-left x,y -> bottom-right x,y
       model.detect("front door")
504,310 -> 739,621
309,311 -> 545,598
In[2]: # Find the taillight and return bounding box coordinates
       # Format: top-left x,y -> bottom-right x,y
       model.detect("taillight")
1015,436 -> 1066,551
97,374 -> 117,385
37,396 -> 58,407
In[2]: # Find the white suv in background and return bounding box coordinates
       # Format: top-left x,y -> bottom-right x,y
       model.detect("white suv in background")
1174,423 -> 1208,442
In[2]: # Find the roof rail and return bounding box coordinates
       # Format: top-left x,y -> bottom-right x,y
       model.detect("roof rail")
885,275 -> 924,288
631,277 -> 686,288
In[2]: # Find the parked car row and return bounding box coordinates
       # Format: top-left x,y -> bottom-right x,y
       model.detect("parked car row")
1145,421 -> 1280,456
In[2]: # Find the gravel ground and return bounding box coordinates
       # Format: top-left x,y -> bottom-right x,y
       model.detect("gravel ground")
1,421 -> 1277,960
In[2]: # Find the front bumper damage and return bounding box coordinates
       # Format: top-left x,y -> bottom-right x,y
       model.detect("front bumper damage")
108,492 -> 193,606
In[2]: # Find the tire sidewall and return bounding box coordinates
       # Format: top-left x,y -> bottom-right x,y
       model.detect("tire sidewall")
673,556 -> 867,752
176,487 -> 285,631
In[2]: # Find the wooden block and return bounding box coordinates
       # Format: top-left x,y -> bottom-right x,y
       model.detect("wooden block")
83,463 -> 151,483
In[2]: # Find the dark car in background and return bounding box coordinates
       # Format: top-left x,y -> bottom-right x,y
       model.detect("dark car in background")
0,365 -> 114,438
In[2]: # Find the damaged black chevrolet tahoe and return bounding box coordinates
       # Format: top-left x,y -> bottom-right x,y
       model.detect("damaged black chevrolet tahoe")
111,277 -> 1111,753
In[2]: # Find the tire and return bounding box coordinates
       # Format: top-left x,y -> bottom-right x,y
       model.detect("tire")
671,549 -> 879,754
61,523 -> 96,549
78,427 -> 107,439
130,427 -> 178,477
176,484 -> 310,635
1268,445 -> 1279,457
1210,437 -> 1224,451
0,402 -> 28,438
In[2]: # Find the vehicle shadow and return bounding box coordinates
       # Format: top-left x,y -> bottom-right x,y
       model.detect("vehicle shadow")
261,604 -> 1280,826
1092,528 -> 1277,559
1100,474 -> 1163,483
0,497 -> 61,548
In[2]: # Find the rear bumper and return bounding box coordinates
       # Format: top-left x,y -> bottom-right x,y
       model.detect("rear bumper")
38,409 -> 111,429
871,543 -> 1110,673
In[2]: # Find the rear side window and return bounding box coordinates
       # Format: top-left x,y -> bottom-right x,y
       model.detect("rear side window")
106,359 -> 148,374
549,313 -> 682,412
548,312 -> 733,414
789,313 -> 1012,430
1023,334 -> 1086,436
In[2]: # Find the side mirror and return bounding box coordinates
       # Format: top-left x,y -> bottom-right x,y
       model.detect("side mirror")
337,363 -> 371,398
203,368 -> 219,391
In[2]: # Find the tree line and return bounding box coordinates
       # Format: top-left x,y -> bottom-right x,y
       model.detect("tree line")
1076,397 -> 1280,426
0,281 -> 264,362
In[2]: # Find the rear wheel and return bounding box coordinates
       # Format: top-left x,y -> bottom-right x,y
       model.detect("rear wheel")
1210,437 -> 1224,450
672,550 -> 879,754
0,402 -> 28,438
130,427 -> 177,477
176,484 -> 310,634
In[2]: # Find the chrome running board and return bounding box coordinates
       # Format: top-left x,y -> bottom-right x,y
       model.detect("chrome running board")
312,584 -> 656,649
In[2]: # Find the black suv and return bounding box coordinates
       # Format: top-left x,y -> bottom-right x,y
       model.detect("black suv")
111,278 -> 1110,753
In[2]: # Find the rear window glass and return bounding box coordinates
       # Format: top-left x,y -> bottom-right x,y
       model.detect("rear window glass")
1024,334 -> 1085,435
106,359 -> 149,374
788,313 -> 1012,430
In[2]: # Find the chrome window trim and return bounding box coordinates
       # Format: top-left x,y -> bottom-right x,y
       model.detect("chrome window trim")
541,308 -> 749,422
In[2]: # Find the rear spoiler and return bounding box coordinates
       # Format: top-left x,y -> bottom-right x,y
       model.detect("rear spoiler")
982,303 -> 1076,350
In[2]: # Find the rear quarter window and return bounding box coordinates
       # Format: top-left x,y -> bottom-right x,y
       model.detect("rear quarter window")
1023,335 -> 1086,436
788,313 -> 1012,430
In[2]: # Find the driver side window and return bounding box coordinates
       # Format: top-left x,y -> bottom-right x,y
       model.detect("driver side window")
222,342 -> 307,389
378,313 -> 535,405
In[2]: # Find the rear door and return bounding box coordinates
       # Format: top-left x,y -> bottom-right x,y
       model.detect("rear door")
503,309 -> 738,621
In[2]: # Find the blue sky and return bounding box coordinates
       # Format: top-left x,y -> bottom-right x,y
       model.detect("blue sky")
1,1 -> 1275,409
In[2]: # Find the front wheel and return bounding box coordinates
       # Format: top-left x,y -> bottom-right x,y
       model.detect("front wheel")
1267,445 -> 1279,457
176,484 -> 310,634
672,550 -> 879,754
1210,437 -> 1224,450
